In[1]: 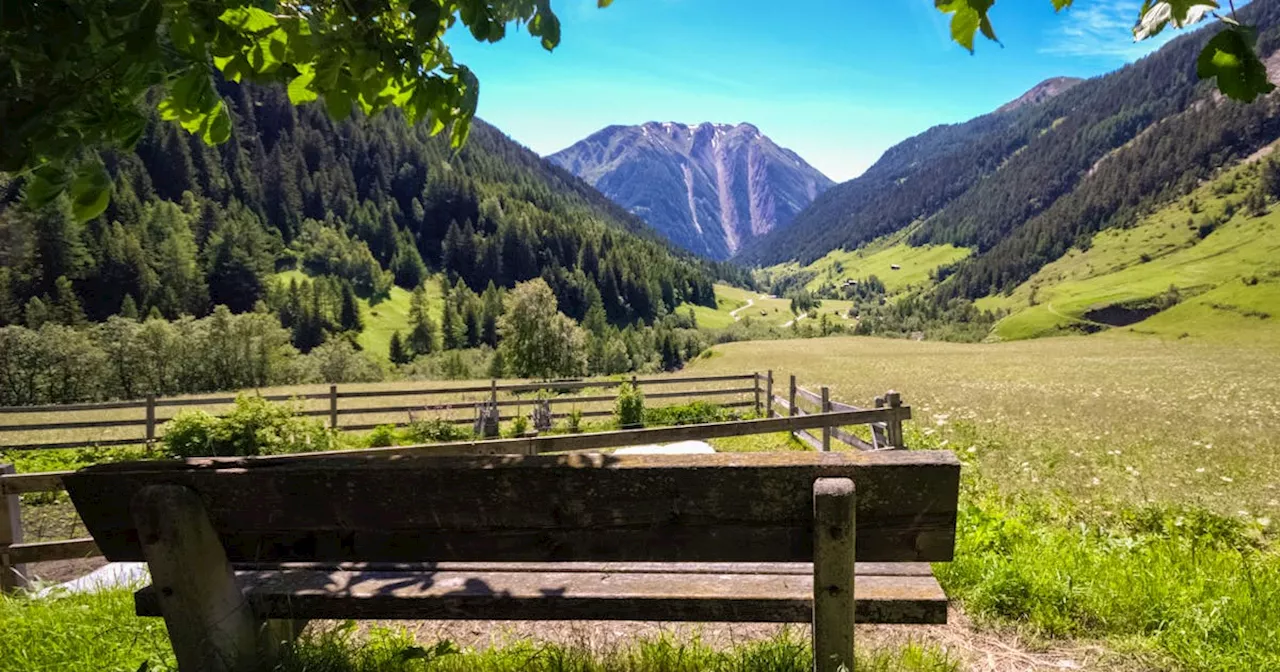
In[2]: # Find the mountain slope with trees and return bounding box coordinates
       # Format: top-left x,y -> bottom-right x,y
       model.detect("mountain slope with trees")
0,82 -> 733,402
741,0 -> 1280,311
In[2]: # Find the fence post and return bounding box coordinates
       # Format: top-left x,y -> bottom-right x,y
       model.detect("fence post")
145,394 -> 157,444
821,386 -> 832,452
329,385 -> 339,430
788,375 -> 797,443
873,395 -> 887,450
765,370 -> 774,418
0,463 -> 27,593
753,372 -> 762,416
886,390 -> 904,449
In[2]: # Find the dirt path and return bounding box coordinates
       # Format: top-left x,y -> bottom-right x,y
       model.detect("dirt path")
729,298 -> 755,321
352,608 -> 1127,671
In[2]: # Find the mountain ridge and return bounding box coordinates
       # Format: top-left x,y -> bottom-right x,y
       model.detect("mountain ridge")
548,121 -> 832,260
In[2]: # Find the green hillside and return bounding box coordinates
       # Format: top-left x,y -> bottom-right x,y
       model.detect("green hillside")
275,270 -> 445,363
801,242 -> 969,294
981,152 -> 1280,342
680,284 -> 854,330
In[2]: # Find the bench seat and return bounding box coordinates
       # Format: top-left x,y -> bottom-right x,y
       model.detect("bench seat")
136,562 -> 946,625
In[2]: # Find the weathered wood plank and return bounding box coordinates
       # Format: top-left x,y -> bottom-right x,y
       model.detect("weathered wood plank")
831,427 -> 876,452
0,437 -> 147,452
0,418 -> 149,433
1,463 -> 26,592
0,470 -> 71,495
65,451 -> 959,565
227,561 -> 938,577
135,568 -> 947,624
7,538 -> 99,564
795,387 -> 823,407
132,485 -> 266,672
812,478 -> 855,672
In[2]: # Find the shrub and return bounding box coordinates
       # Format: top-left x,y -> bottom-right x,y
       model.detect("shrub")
365,424 -> 398,448
615,382 -> 645,428
405,417 -> 470,443
162,395 -> 336,458
567,408 -> 584,433
509,414 -> 530,437
645,401 -> 739,427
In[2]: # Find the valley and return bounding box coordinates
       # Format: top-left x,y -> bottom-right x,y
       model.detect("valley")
6,2 -> 1280,671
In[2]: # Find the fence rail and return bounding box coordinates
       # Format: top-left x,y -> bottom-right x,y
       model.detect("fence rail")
0,373 -> 762,452
0,371 -> 912,592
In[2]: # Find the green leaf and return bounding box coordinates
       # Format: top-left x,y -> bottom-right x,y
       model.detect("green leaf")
1134,1 -> 1218,41
1197,26 -> 1276,103
936,0 -> 997,54
598,0 -> 613,6
25,165 -> 72,209
325,89 -> 352,121
219,6 -> 278,33
201,102 -> 233,145
1051,0 -> 1073,10
288,68 -> 318,104
68,159 -> 112,223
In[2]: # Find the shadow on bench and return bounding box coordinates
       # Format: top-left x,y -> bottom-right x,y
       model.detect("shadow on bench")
65,451 -> 960,672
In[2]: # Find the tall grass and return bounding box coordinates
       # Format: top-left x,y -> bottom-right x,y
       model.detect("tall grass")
0,593 -> 959,672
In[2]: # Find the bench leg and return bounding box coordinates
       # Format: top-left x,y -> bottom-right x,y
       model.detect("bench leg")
812,478 -> 855,672
132,485 -> 276,672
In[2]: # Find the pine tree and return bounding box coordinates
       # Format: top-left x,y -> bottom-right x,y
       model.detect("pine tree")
481,281 -> 503,347
120,295 -> 140,320
389,331 -> 410,365
52,276 -> 87,325
339,282 -> 364,332
407,283 -> 437,355
24,296 -> 50,329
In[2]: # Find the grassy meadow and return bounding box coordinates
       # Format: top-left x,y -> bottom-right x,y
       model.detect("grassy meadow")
688,333 -> 1280,670
797,242 -> 971,294
6,315 -> 1280,669
274,270 -> 447,363
978,153 -> 1280,343
681,283 -> 855,330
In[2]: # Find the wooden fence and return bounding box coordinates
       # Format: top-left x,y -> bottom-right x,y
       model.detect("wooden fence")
770,375 -> 907,452
0,374 -> 911,592
0,372 -> 766,452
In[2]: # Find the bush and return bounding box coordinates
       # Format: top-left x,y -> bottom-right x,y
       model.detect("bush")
405,417 -> 471,443
615,382 -> 644,428
162,395 -> 336,458
509,414 -> 530,437
567,408 -> 584,433
365,424 -> 398,448
645,401 -> 739,427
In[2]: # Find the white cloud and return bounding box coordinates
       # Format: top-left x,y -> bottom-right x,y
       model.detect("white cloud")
1039,1 -> 1182,61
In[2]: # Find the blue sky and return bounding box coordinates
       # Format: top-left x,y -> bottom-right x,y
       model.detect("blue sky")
450,1 -> 1187,182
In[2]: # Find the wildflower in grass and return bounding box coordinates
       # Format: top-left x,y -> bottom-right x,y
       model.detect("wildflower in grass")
1221,476 -> 1234,483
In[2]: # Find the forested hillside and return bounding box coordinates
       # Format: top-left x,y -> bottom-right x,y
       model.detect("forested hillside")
0,82 -> 722,327
741,0 -> 1280,305
0,82 -> 742,403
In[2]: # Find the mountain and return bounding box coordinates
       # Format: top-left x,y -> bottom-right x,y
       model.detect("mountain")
0,82 -> 724,332
996,76 -> 1083,113
547,122 -> 833,260
739,0 -> 1280,310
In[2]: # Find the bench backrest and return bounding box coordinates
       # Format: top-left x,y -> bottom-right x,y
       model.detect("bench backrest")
64,451 -> 960,564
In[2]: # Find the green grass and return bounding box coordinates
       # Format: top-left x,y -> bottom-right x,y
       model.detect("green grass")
681,284 -> 856,331
273,270 -> 446,364
799,242 -> 971,294
979,154 -> 1280,342
0,591 -> 959,672
687,335 -> 1280,669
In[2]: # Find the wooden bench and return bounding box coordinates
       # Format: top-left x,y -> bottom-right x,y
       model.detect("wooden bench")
63,451 -> 960,672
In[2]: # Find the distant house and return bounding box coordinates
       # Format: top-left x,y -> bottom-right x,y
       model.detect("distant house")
890,264 -> 902,270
